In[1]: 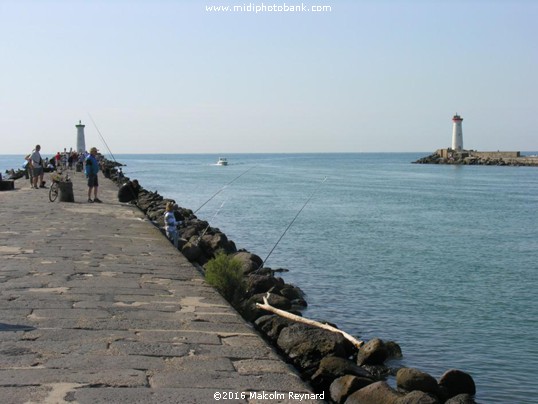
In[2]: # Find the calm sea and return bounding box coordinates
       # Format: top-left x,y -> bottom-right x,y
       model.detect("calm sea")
2,153 -> 537,403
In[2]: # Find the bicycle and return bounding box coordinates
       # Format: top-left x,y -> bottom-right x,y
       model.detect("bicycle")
49,171 -> 70,202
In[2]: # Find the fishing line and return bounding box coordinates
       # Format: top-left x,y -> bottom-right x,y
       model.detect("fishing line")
262,176 -> 328,267
87,113 -> 118,164
194,166 -> 255,214
196,199 -> 227,245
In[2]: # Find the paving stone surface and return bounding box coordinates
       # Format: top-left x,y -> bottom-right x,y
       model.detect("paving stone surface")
0,171 -> 322,403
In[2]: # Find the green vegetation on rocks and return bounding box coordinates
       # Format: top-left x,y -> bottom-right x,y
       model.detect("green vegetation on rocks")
204,251 -> 246,304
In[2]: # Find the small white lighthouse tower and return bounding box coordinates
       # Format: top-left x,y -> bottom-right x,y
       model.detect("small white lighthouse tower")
451,114 -> 463,151
76,120 -> 86,153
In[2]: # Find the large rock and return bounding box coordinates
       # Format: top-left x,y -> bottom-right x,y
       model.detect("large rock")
438,369 -> 476,399
277,324 -> 354,372
444,394 -> 476,404
385,340 -> 403,359
345,381 -> 401,404
311,356 -> 373,392
357,338 -> 388,366
232,251 -> 263,275
245,274 -> 284,297
242,293 -> 292,322
199,232 -> 237,256
330,375 -> 374,404
181,242 -> 202,262
396,367 -> 440,396
254,315 -> 293,342
180,219 -> 208,240
147,207 -> 165,222
395,390 -> 440,404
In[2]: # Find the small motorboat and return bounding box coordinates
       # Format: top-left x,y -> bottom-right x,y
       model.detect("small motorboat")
216,157 -> 228,166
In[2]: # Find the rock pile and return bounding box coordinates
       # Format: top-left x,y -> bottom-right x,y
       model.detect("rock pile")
105,159 -> 477,403
414,151 -> 537,166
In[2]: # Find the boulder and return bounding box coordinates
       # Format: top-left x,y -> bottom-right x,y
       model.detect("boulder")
245,274 -> 284,297
311,356 -> 373,392
330,375 -> 374,404
180,219 -> 208,240
276,323 -> 354,372
181,242 -> 202,262
345,381 -> 401,404
280,284 -> 305,301
396,368 -> 440,396
254,315 -> 293,342
385,340 -> 403,359
242,293 -> 292,322
147,208 -> 165,222
395,390 -> 440,404
444,394 -> 476,404
199,232 -> 237,256
357,338 -> 389,366
232,251 -> 263,274
438,369 -> 476,399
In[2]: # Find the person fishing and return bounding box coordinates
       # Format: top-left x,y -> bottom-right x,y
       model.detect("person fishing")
85,147 -> 102,203
164,202 -> 180,248
118,179 -> 140,203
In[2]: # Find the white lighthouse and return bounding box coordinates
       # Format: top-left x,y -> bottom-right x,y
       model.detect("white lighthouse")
451,114 -> 463,151
76,120 -> 86,153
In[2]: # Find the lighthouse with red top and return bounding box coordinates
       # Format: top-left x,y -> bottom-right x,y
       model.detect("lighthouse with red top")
451,114 -> 463,151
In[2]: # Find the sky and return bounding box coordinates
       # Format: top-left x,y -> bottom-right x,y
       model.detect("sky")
1,0 -> 536,154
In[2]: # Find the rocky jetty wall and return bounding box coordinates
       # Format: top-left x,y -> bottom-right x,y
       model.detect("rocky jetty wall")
414,149 -> 538,167
103,159 -> 478,404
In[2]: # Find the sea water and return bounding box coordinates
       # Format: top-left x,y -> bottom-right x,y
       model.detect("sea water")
2,153 -> 537,403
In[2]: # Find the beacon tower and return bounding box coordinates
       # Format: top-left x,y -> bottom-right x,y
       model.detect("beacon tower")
451,114 -> 463,151
76,120 -> 86,153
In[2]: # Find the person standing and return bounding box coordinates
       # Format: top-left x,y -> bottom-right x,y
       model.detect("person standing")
164,202 -> 179,248
85,147 -> 102,203
54,152 -> 61,168
30,145 -> 45,189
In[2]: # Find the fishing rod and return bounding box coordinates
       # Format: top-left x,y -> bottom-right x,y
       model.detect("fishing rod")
262,176 -> 328,268
194,166 -> 255,214
196,199 -> 227,245
87,113 -> 118,164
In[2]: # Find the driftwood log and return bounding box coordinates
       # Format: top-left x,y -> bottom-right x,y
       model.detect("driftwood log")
256,292 -> 364,349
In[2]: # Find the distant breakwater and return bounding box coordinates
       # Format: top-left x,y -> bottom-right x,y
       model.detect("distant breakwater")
414,149 -> 538,167
103,158 -> 478,404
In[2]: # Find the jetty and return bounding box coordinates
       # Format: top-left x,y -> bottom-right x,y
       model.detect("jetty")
414,149 -> 538,166
0,171 -> 321,403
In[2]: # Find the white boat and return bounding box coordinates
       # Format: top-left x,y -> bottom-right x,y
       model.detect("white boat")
217,157 -> 228,166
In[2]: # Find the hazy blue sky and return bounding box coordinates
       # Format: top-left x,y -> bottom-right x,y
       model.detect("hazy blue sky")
1,0 -> 536,154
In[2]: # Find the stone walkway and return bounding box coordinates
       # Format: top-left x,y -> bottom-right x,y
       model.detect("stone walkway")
0,171 -> 322,403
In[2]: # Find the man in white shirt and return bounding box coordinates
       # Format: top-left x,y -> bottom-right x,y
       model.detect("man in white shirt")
30,144 -> 45,189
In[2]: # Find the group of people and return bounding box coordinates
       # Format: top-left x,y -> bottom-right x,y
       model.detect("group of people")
52,150 -> 85,171
25,143 -> 180,248
25,144 -> 102,202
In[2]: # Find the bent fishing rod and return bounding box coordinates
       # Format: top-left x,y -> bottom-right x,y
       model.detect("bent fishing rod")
262,176 -> 328,268
194,166 -> 256,214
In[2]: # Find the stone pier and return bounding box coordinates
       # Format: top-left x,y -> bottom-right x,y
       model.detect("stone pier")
0,170 -> 321,403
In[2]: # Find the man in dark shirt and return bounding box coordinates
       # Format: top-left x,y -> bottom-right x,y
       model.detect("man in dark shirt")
118,179 -> 140,203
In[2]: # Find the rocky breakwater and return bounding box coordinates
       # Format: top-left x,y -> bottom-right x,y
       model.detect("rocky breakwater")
104,159 -> 477,404
414,149 -> 538,167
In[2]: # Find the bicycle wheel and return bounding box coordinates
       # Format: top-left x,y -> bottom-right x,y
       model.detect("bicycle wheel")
49,182 -> 59,202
